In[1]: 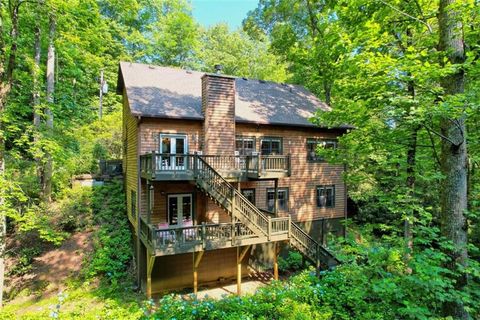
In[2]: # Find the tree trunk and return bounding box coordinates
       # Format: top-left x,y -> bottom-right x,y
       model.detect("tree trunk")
43,15 -> 55,201
404,77 -> 418,269
0,0 -> 20,308
438,0 -> 469,318
323,80 -> 332,106
404,125 -> 418,264
33,22 -> 42,184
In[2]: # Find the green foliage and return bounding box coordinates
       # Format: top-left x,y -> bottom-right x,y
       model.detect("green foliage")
84,181 -> 132,287
195,23 -> 289,82
56,186 -> 93,232
143,227 -> 479,320
70,111 -> 123,175
278,250 -> 303,272
2,282 -> 143,319
7,247 -> 42,277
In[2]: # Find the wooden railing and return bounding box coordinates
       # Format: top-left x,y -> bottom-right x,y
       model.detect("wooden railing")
139,153 -> 337,268
139,152 -> 291,179
140,152 -> 197,177
196,156 -> 337,267
142,219 -> 258,252
270,217 -> 290,235
195,156 -> 284,237
139,216 -> 155,249
201,155 -> 246,172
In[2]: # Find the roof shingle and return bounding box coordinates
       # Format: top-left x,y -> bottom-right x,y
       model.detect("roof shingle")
117,62 -> 331,127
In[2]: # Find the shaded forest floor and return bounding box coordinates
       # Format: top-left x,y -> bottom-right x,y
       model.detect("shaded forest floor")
2,230 -> 143,319
5,231 -> 95,314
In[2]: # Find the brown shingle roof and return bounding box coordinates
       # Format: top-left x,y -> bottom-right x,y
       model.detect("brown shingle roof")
117,61 -> 332,127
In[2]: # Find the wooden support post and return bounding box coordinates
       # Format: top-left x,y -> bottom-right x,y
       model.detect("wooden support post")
273,242 -> 279,281
237,247 -> 241,295
146,249 -> 155,299
315,245 -> 321,277
267,216 -> 271,241
273,179 -> 278,216
236,245 -> 251,296
147,182 -> 152,224
193,251 -> 204,295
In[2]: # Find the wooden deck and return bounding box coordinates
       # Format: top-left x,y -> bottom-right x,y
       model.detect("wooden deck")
139,153 -> 291,181
139,217 -> 290,257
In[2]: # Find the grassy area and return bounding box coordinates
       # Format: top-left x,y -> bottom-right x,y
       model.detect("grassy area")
1,280 -> 143,319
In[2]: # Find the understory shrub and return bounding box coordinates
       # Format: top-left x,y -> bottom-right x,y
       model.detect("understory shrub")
278,250 -> 303,272
56,186 -> 93,232
84,181 -> 133,287
143,226 -> 480,320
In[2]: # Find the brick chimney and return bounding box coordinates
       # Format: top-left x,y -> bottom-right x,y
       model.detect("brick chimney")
201,72 -> 236,155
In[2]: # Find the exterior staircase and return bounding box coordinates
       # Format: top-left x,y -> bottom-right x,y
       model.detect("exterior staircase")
194,155 -> 339,269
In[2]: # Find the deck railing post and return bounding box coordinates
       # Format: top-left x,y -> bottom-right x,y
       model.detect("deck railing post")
287,153 -> 291,176
193,153 -> 198,178
316,245 -> 321,276
201,222 -> 206,249
267,216 -> 271,241
288,216 -> 291,238
151,150 -> 155,173
258,155 -> 263,175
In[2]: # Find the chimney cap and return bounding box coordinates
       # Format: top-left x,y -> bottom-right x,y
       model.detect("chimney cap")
214,64 -> 223,74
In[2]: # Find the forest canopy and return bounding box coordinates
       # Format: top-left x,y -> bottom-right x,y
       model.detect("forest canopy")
0,0 -> 479,319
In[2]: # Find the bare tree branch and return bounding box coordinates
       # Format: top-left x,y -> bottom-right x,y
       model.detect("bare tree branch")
423,123 -> 462,147
424,126 -> 441,167
378,0 -> 433,33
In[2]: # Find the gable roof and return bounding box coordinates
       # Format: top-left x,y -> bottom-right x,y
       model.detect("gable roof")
117,61 -> 332,128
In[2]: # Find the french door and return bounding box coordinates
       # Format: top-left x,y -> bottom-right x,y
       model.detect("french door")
168,194 -> 193,226
159,134 -> 188,170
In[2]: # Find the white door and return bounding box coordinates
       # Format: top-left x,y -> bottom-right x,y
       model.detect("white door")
159,134 -> 187,170
167,194 -> 193,226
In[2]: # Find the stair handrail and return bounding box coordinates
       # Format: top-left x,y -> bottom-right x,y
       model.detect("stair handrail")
194,154 -> 337,268
195,155 -> 270,236
290,222 -> 338,265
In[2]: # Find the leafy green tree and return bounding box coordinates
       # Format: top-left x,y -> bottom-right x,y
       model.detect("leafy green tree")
243,0 -> 349,103
196,23 -> 288,82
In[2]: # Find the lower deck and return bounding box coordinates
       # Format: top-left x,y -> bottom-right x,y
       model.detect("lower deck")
138,243 -> 258,296
139,217 -> 290,256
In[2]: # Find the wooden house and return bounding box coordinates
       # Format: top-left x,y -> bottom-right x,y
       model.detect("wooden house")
117,62 -> 347,297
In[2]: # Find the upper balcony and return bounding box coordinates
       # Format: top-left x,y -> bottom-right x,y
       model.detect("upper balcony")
140,152 -> 291,181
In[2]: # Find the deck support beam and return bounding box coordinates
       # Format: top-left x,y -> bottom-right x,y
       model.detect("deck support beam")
236,245 -> 251,295
193,251 -> 204,295
273,242 -> 280,281
146,249 -> 155,299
